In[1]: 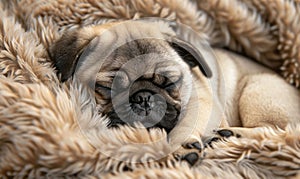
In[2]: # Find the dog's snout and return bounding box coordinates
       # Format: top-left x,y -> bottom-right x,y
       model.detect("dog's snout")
130,91 -> 155,116
133,91 -> 153,106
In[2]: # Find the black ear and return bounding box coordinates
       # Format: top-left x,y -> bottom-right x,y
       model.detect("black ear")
169,38 -> 212,78
49,31 -> 91,82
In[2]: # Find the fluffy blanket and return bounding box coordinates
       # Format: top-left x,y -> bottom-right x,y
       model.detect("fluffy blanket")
0,0 -> 300,178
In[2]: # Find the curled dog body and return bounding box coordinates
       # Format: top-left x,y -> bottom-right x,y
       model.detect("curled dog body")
50,20 -> 300,149
50,20 -> 212,135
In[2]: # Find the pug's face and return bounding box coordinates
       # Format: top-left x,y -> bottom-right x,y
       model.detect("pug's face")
50,20 -> 211,133
94,38 -> 194,133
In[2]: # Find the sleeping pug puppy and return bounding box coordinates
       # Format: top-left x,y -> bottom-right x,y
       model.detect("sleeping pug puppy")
49,20 -> 212,134
49,20 -> 300,151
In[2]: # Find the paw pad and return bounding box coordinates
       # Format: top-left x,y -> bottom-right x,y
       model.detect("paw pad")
217,129 -> 234,138
182,152 -> 199,166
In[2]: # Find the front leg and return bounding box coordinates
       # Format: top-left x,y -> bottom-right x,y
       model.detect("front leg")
169,68 -> 228,165
170,115 -> 228,166
168,121 -> 204,166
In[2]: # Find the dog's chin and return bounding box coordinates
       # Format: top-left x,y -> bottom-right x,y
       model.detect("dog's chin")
107,103 -> 180,133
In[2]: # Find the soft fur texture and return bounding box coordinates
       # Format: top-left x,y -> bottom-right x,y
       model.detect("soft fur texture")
0,0 -> 300,178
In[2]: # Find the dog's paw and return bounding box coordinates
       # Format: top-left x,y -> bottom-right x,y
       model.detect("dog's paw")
174,140 -> 204,166
203,137 -> 221,148
203,129 -> 242,148
182,141 -> 203,166
182,141 -> 202,151
181,152 -> 200,166
215,127 -> 266,139
215,129 -> 241,138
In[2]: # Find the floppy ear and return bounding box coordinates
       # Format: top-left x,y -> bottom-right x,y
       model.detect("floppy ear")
169,38 -> 212,78
49,22 -> 121,82
49,31 -> 93,82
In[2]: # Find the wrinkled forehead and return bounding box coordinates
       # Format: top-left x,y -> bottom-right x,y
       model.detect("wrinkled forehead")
110,20 -> 176,40
89,20 -> 176,51
74,21 -> 183,83
94,43 -> 189,88
99,39 -> 182,69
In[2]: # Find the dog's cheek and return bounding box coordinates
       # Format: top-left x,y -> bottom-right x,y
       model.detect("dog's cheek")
95,90 -> 112,109
165,81 -> 183,99
167,88 -> 180,99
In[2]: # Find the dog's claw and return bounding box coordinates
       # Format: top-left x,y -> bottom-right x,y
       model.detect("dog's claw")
217,129 -> 234,138
191,142 -> 202,151
183,142 -> 202,151
182,152 -> 199,166
217,129 -> 242,138
205,137 -> 220,148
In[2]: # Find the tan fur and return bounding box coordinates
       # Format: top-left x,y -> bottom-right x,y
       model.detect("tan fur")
210,49 -> 300,137
49,19 -> 300,173
170,48 -> 300,150
1,0 -> 300,178
13,0 -> 300,88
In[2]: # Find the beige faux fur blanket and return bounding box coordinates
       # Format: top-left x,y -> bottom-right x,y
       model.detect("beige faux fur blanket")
0,0 -> 300,178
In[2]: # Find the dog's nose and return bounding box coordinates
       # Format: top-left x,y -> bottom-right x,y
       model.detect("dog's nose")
130,91 -> 155,116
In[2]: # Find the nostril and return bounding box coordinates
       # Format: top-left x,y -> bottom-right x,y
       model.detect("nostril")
131,91 -> 153,103
130,91 -> 155,116
138,96 -> 143,104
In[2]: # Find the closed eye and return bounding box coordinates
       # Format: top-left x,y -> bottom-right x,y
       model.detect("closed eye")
163,75 -> 183,89
164,81 -> 176,88
95,83 -> 111,91
95,83 -> 112,99
95,83 -> 112,94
